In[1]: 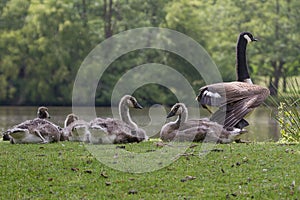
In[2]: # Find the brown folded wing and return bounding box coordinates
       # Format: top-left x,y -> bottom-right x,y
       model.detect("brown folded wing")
198,82 -> 270,127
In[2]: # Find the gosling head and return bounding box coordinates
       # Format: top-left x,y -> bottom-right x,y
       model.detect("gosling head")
166,103 -> 186,118
240,32 -> 257,43
124,95 -> 143,109
37,106 -> 50,119
64,113 -> 79,128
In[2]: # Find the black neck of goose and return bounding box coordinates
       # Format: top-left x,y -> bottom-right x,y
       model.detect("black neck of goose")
176,107 -> 188,126
176,115 -> 184,129
236,37 -> 250,82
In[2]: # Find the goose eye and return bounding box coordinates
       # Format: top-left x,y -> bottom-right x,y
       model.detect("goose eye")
130,97 -> 135,103
126,98 -> 135,107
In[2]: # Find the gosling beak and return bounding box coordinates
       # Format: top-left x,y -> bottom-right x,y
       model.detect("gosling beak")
166,110 -> 176,118
134,102 -> 143,109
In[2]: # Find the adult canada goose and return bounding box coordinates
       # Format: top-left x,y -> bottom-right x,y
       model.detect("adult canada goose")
89,95 -> 148,144
196,32 -> 270,129
2,107 -> 65,144
63,113 -> 90,142
160,103 -> 245,143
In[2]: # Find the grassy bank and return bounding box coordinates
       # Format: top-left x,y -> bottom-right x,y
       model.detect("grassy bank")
1,141 -> 300,199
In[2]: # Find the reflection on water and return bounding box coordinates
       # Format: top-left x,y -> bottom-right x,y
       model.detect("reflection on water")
0,106 -> 279,142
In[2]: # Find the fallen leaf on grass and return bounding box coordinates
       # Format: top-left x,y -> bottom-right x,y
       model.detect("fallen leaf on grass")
79,185 -> 86,190
71,167 -> 79,172
226,193 -> 238,199
36,154 -> 46,157
189,144 -> 198,148
178,153 -> 195,157
285,149 -> 295,154
84,170 -> 92,174
101,172 -> 108,178
181,175 -> 196,182
231,193 -> 237,197
277,143 -> 297,146
146,149 -> 156,152
155,142 -> 166,147
231,162 -> 242,167
290,180 -> 296,194
86,159 -> 93,164
211,148 -> 223,152
155,142 -> 175,147
128,189 -> 138,194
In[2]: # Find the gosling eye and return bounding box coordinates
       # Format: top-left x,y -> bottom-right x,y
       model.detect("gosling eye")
130,97 -> 136,103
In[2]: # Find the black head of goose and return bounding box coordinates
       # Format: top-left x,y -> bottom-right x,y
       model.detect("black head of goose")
160,103 -> 246,143
196,32 -> 270,129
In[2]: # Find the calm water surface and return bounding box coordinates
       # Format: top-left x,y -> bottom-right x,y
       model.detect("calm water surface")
0,106 -> 279,142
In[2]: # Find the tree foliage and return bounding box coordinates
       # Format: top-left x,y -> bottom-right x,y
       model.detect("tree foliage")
0,0 -> 299,106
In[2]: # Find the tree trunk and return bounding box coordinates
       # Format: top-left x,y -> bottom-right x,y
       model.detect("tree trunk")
269,60 -> 284,96
81,0 -> 87,27
103,0 -> 113,38
283,75 -> 287,93
268,0 -> 282,97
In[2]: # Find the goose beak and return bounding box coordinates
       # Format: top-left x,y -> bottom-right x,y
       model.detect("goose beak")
166,110 -> 176,118
252,38 -> 258,42
134,102 -> 143,109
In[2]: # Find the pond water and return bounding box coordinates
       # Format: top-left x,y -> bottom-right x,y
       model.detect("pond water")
0,106 -> 279,142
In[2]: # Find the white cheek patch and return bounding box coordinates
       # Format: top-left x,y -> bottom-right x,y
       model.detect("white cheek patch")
176,106 -> 183,115
204,90 -> 221,98
127,99 -> 134,107
244,34 -> 252,43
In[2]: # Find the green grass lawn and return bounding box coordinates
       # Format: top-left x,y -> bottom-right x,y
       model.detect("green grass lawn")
1,141 -> 300,199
